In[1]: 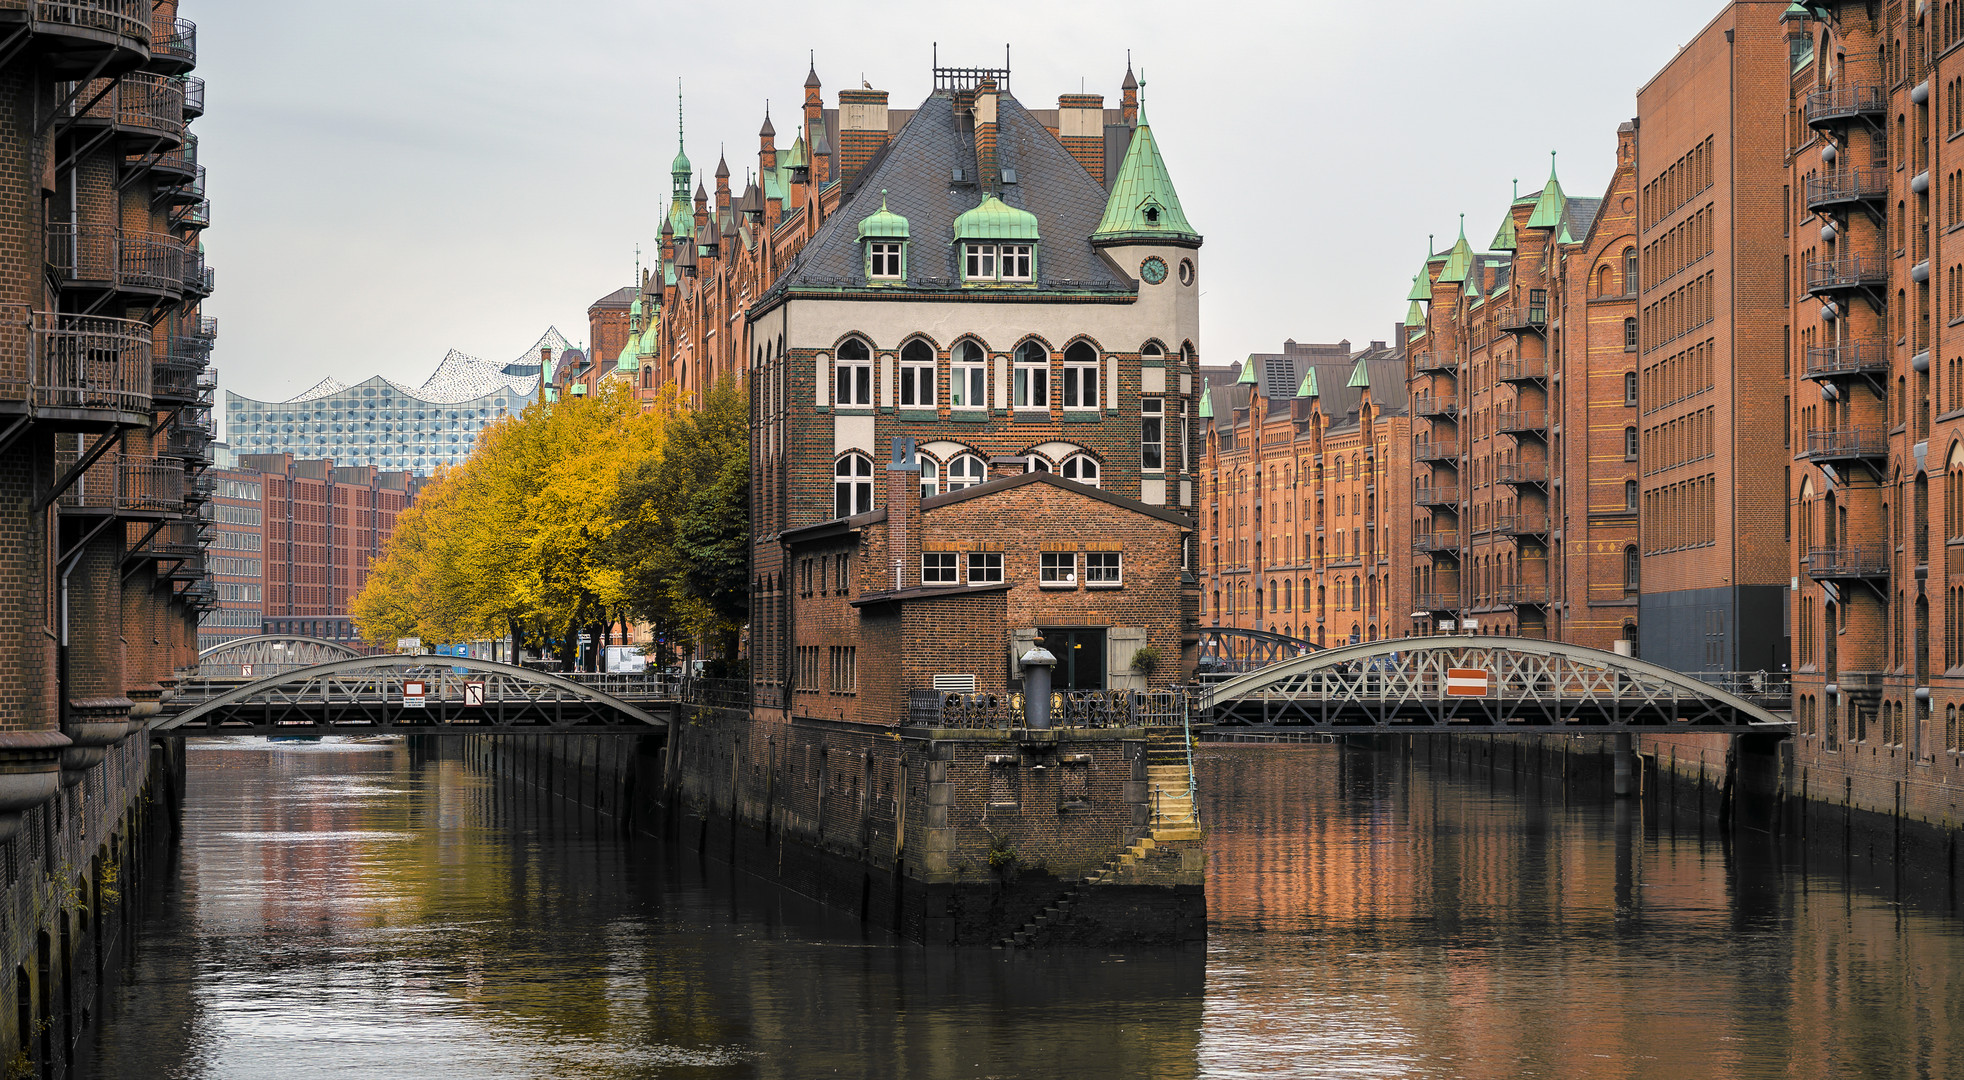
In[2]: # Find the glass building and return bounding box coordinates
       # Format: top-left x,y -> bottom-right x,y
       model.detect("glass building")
224,329 -> 565,474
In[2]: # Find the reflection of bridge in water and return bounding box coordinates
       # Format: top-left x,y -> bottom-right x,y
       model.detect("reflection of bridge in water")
159,637 -> 674,737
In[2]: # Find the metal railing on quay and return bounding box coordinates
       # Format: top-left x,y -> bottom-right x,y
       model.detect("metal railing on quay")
31,310 -> 151,413
679,677 -> 750,709
1683,670 -> 1793,707
560,671 -> 680,699
907,687 -> 1201,730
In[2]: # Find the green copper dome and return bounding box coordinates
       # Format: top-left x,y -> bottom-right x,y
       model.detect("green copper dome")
856,192 -> 910,240
954,194 -> 1039,241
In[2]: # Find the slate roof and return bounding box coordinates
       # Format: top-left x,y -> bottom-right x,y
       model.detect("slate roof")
761,90 -> 1135,302
1565,197 -> 1602,240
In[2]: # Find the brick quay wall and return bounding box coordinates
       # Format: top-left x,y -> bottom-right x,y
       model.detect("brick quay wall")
465,708 -> 1205,948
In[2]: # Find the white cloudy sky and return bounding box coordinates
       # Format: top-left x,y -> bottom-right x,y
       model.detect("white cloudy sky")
195,0 -> 1733,405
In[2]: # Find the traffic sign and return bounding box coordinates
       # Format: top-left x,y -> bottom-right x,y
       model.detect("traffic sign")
397,637 -> 422,652
402,680 -> 427,708
463,681 -> 484,707
1445,668 -> 1490,697
240,663 -> 252,678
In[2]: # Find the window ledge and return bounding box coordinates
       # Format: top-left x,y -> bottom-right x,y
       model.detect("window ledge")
1062,412 -> 1102,422
1087,583 -> 1123,590
1039,582 -> 1078,590
897,409 -> 938,420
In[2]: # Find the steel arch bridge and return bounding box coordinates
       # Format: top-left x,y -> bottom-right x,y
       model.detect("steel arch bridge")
155,654 -> 673,737
1195,627 -> 1321,677
195,635 -> 366,679
1202,636 -> 1793,732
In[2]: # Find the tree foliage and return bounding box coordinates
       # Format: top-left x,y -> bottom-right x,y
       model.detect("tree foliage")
353,378 -> 749,665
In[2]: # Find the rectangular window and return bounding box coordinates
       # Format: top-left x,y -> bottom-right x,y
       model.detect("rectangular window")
999,244 -> 1032,280
836,358 -> 872,406
869,241 -> 902,279
922,551 -> 958,584
1141,397 -> 1164,471
1062,360 -> 1099,410
1014,360 -> 1049,409
952,358 -> 986,408
829,646 -> 857,693
967,551 -> 1004,583
1085,551 -> 1122,586
899,359 -> 935,407
1040,551 -> 1077,586
964,243 -> 996,280
835,553 -> 850,593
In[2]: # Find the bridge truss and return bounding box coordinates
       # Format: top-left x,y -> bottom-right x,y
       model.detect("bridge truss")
195,635 -> 366,679
156,655 -> 672,737
1203,636 -> 1793,732
1195,627 -> 1320,677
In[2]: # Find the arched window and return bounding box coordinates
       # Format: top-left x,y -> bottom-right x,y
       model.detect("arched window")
834,453 -> 873,517
1623,246 -> 1638,293
1625,479 -> 1639,510
1014,340 -> 1049,408
1027,455 -> 1052,473
1624,371 -> 1638,405
1597,265 -> 1614,296
1062,341 -> 1100,410
836,337 -> 872,405
1623,546 -> 1640,592
1624,426 -> 1639,460
946,453 -> 986,491
952,340 -> 987,408
1060,453 -> 1100,487
1282,578 -> 1293,611
899,338 -> 935,407
919,456 -> 939,499
1623,317 -> 1638,351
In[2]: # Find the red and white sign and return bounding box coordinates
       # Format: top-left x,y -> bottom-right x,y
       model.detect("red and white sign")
240,663 -> 252,678
402,680 -> 427,709
1445,668 -> 1490,697
463,681 -> 484,707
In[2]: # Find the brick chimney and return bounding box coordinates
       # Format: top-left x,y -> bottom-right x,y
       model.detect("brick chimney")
1057,93 -> 1106,182
837,87 -> 889,187
972,77 -> 1000,192
988,454 -> 1028,481
886,437 -> 922,592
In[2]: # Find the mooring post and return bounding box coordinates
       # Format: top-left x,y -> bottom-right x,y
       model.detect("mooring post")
1613,731 -> 1637,797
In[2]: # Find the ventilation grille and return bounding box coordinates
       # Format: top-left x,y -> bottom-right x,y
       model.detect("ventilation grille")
932,674 -> 976,692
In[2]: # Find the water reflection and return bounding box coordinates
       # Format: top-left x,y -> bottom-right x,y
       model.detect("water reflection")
83,740 -> 1964,1079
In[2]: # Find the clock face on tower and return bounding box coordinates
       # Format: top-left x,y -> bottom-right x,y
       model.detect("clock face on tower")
1139,256 -> 1168,285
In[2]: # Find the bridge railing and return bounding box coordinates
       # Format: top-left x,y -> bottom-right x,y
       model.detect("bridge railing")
562,671 -> 680,699
679,677 -> 751,710
907,687 -> 1200,730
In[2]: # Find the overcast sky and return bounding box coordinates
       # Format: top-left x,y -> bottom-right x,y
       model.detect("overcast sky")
196,0 -> 1732,407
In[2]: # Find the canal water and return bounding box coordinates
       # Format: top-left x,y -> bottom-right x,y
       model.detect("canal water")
83,740 -> 1963,1079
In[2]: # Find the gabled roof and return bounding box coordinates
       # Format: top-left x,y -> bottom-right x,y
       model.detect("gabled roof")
760,91 -> 1133,300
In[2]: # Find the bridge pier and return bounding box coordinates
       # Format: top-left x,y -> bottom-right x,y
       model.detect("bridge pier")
1612,733 -> 1637,798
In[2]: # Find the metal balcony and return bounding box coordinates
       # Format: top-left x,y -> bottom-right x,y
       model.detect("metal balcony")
1805,256 -> 1887,298
46,223 -> 183,298
63,72 -> 184,146
168,314 -> 217,357
1411,350 -> 1456,375
5,312 -> 153,421
1495,409 -> 1548,436
1496,460 -> 1548,486
161,165 -> 204,206
1806,544 -> 1890,581
1415,483 -> 1460,507
1805,168 -> 1890,215
1494,513 -> 1552,537
151,355 -> 207,405
1414,590 -> 1461,611
53,451 -> 183,515
1495,305 -> 1547,333
1,1 -> 150,76
1416,439 -> 1460,463
180,76 -> 204,118
1496,357 -> 1547,383
1414,394 -> 1459,419
1801,427 -> 1888,465
147,15 -> 194,74
1493,582 -> 1553,606
1803,339 -> 1889,381
151,132 -> 197,180
180,247 -> 213,298
1805,85 -> 1887,130
170,198 -> 209,233
1413,530 -> 1461,554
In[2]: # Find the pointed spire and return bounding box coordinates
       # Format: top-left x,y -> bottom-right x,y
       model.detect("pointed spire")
1527,150 -> 1570,230
759,103 -> 775,139
1437,215 -> 1474,284
1122,54 -> 1138,89
1236,360 -> 1259,386
1347,359 -> 1371,389
671,80 -> 691,178
1490,203 -> 1518,252
715,151 -> 730,179
805,52 -> 821,88
1092,104 -> 1199,244
1297,368 -> 1320,398
1405,299 -> 1426,329
1198,387 -> 1213,418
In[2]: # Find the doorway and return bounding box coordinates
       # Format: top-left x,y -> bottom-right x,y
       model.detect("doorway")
1041,629 -> 1106,691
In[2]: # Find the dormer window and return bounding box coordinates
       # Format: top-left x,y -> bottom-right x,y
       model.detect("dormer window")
855,192 -> 910,285
870,242 -> 903,279
952,194 -> 1039,288
963,243 -> 1032,282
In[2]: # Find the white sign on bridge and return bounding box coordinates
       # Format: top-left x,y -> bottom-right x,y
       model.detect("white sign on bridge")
463,681 -> 484,707
402,680 -> 427,709
1445,668 -> 1490,698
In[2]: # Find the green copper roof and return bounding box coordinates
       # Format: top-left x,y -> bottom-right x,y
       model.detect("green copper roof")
783,134 -> 807,169
1235,360 -> 1259,385
615,329 -> 641,371
1346,359 -> 1370,389
855,192 -> 910,240
1558,222 -> 1577,245
954,194 -> 1039,241
1198,388 -> 1213,418
1406,267 -> 1437,304
1405,299 -> 1425,328
1526,153 -> 1568,230
1437,219 -> 1474,285
1091,110 -> 1200,244
1297,368 -> 1319,398
1490,209 -> 1517,252
1465,261 -> 1484,300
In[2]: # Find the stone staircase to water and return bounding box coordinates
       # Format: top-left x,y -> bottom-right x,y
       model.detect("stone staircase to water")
996,728 -> 1200,948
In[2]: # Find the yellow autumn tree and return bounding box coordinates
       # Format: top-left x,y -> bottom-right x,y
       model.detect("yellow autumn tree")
354,381 -> 678,662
